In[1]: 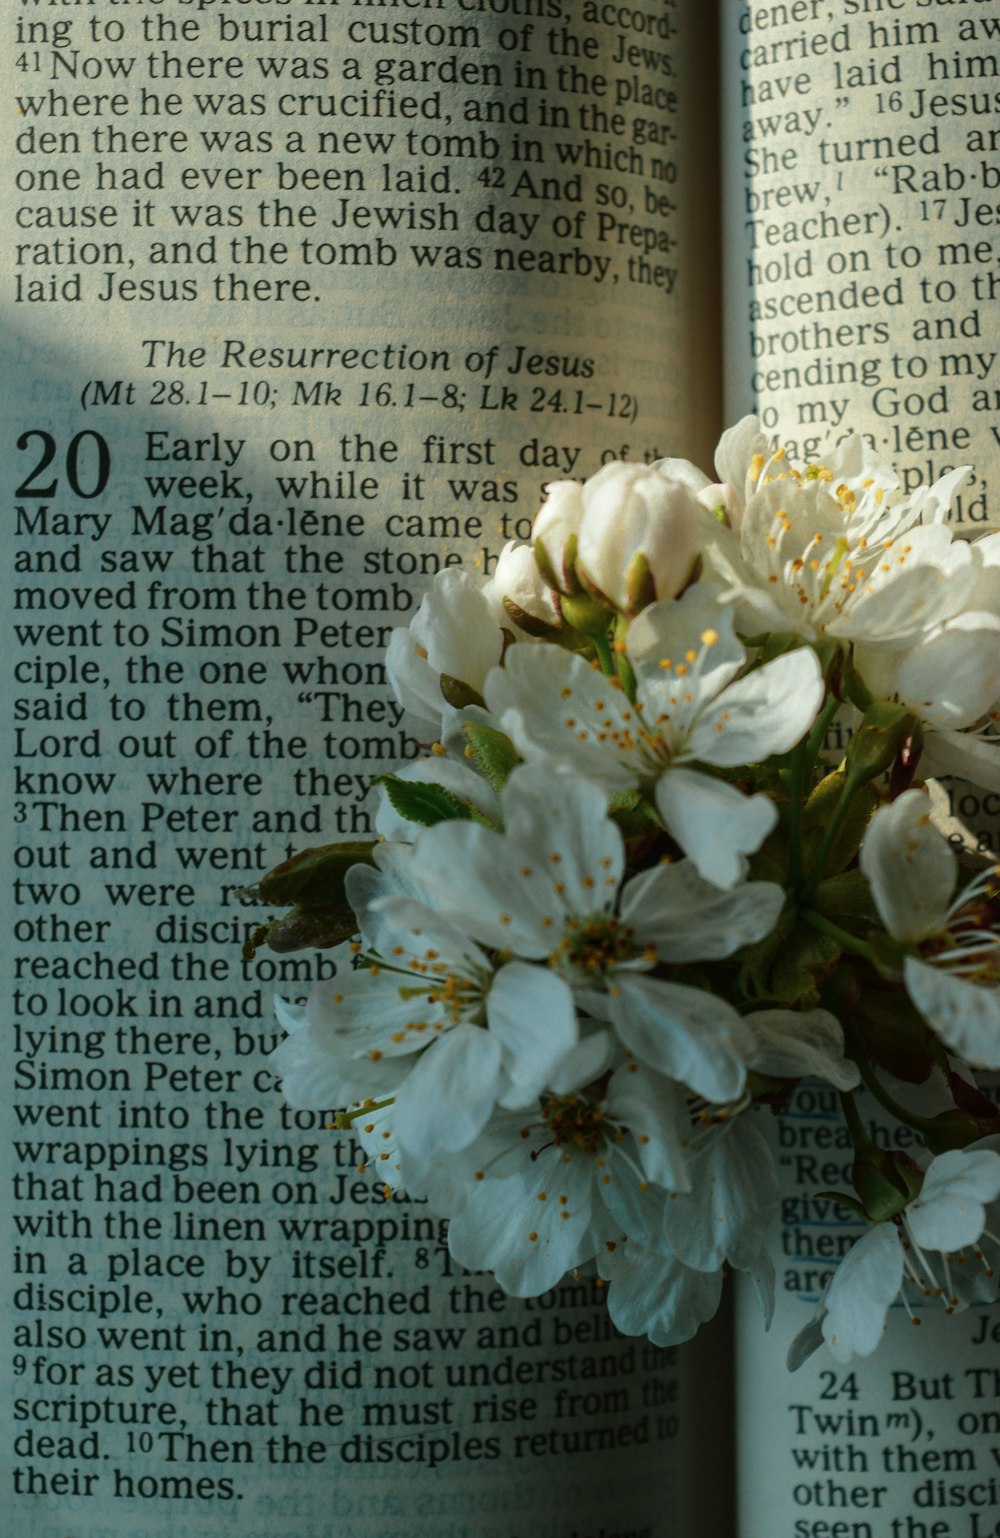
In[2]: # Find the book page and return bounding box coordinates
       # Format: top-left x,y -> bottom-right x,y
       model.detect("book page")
3,3 -> 724,1535
722,0 -> 998,534
720,3 -> 999,1528
736,1089 -> 1000,1538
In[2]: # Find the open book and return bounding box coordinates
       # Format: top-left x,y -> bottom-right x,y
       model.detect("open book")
4,2 -> 998,1534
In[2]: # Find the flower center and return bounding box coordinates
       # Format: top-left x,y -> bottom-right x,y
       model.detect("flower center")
540,1092 -> 612,1156
896,1213 -> 997,1316
927,865 -> 1000,983
552,913 -> 637,981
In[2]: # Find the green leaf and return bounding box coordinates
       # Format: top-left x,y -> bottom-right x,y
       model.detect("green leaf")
243,904 -> 359,960
814,1189 -> 867,1221
439,674 -> 486,711
240,841 -> 376,910
501,594 -> 562,640
372,774 -> 491,828
462,723 -> 521,794
237,841 -> 376,958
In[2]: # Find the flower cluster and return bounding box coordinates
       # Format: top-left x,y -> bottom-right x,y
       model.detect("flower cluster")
252,419 -> 1000,1362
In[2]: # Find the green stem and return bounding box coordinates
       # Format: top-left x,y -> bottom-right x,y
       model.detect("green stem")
787,692 -> 842,892
616,648 -> 638,705
806,693 -> 843,768
786,739 -> 809,890
334,1096 -> 396,1129
801,908 -> 877,965
592,630 -> 615,677
839,1088 -> 875,1156
850,1052 -> 941,1137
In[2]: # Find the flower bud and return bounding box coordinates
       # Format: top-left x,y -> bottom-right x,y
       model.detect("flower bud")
698,481 -> 743,533
577,462 -> 701,615
482,541 -> 562,636
852,1147 -> 923,1223
532,481 -> 584,594
844,700 -> 921,786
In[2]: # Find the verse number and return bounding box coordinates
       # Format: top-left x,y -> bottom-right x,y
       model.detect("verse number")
16,429 -> 111,499
818,1370 -> 859,1400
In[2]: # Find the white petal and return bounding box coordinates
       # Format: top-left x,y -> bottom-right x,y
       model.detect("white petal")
649,455 -> 713,497
447,1147 -> 594,1295
822,1224 -> 903,1362
548,1028 -> 616,1093
922,728 -> 1000,794
713,416 -> 771,494
662,1120 -> 778,1272
860,791 -> 955,943
656,767 -> 777,889
385,626 -> 450,731
393,1026 -> 503,1160
620,861 -> 784,961
834,557 -> 975,649
627,583 -> 744,702
855,617 -> 1000,738
745,1008 -> 861,1090
606,1064 -> 691,1192
355,1101 -> 407,1193
485,644 -> 642,791
598,1152 -> 670,1251
601,1242 -> 723,1346
306,960 -> 450,1062
906,1148 -> 1000,1252
413,567 -> 505,691
686,647 -> 823,767
489,963 -> 578,1108
274,994 -> 307,1036
500,762 -> 625,910
271,995 -> 407,1109
905,957 -> 1000,1069
609,974 -> 750,1103
360,894 -> 490,982
408,823 -> 559,956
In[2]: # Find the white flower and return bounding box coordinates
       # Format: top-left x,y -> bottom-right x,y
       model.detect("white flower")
485,583 -> 824,887
861,790 -> 1000,1067
703,421 -> 977,649
576,461 -> 703,612
651,1012 -> 858,1300
714,417 -> 902,530
272,894 -> 580,1165
386,567 -> 506,733
442,1057 -> 682,1297
408,762 -> 786,1101
854,612 -> 1000,792
808,1146 -> 1000,1363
